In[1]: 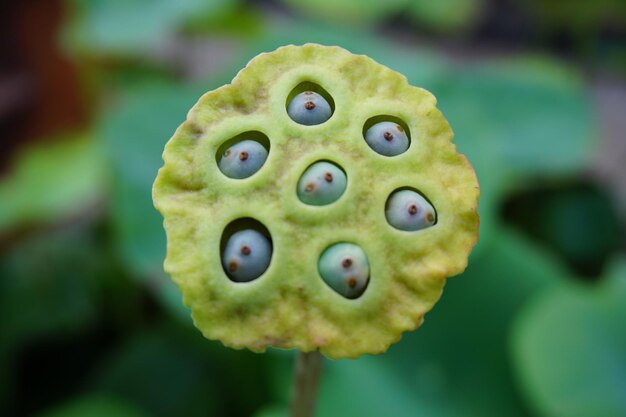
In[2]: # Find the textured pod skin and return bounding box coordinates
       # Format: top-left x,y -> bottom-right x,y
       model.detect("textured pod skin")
153,44 -> 479,359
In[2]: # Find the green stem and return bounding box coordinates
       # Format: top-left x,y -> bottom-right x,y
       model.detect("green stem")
290,350 -> 324,417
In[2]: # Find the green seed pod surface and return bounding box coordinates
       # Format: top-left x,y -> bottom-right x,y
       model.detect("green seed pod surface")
153,44 -> 479,359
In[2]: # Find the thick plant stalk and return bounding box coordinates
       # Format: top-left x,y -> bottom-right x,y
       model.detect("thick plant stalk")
290,351 -> 324,417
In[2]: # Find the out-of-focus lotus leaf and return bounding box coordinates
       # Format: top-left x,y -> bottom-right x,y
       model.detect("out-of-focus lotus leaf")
99,82 -> 211,320
278,0 -> 410,25
409,0 -> 484,32
439,57 -> 594,178
435,56 -> 594,253
91,325 -> 269,417
512,258 -> 626,417
154,44 -> 479,358
0,135 -> 105,233
36,395 -> 148,417
65,0 -> 237,54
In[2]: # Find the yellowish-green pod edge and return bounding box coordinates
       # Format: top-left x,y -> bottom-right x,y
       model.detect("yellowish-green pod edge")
152,44 -> 479,359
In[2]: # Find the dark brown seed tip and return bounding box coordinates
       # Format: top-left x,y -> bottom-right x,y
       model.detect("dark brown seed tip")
228,260 -> 239,272
305,182 -> 316,192
304,101 -> 316,110
239,151 -> 249,161
342,258 -> 353,268
408,204 -> 418,215
383,131 -> 393,141
240,245 -> 251,256
396,124 -> 404,133
347,277 -> 357,288
426,212 -> 435,223
324,172 -> 333,182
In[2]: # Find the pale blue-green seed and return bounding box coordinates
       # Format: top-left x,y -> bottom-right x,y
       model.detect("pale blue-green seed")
218,140 -> 268,179
386,189 -> 436,231
287,91 -> 332,125
222,229 -> 272,282
297,161 -> 347,206
318,243 -> 370,299
364,121 -> 409,156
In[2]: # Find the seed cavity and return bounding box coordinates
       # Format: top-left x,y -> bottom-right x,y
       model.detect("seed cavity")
363,117 -> 410,157
386,188 -> 437,231
318,242 -> 370,299
286,83 -> 334,126
297,161 -> 347,206
221,218 -> 273,282
216,133 -> 270,179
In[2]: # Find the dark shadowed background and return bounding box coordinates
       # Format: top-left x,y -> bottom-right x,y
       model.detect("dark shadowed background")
1,1 -> 625,416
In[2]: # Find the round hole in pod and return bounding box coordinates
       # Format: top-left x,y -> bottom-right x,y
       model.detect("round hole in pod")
286,82 -> 334,126
220,218 -> 273,282
216,131 -> 270,179
318,242 -> 370,299
385,187 -> 437,231
363,115 -> 410,157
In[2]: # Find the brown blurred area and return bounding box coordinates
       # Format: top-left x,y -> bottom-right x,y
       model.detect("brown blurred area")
0,0 -> 87,173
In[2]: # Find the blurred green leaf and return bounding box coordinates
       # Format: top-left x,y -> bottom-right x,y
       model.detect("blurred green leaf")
409,0 -> 484,32
503,182 -> 622,277
438,57 -> 595,179
0,135 -> 106,233
435,57 -> 595,251
92,324 -> 270,417
253,404 -> 288,417
64,0 -> 237,54
36,395 -> 148,417
278,0 -> 410,25
0,221 -> 108,347
99,81 -> 210,319
511,259 -> 626,417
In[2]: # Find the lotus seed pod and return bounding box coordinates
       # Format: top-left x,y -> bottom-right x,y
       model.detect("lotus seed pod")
218,140 -> 268,179
222,229 -> 272,282
287,91 -> 332,125
386,189 -> 437,231
318,242 -> 369,299
297,161 -> 347,206
153,44 -> 479,359
364,121 -> 410,156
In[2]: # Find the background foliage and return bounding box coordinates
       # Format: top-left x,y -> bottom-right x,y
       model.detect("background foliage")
1,0 -> 625,416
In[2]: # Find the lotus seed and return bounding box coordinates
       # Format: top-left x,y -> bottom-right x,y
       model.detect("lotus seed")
364,121 -> 409,156
222,229 -> 272,282
386,189 -> 437,231
318,243 -> 370,299
218,140 -> 268,179
297,161 -> 347,206
287,91 -> 332,125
